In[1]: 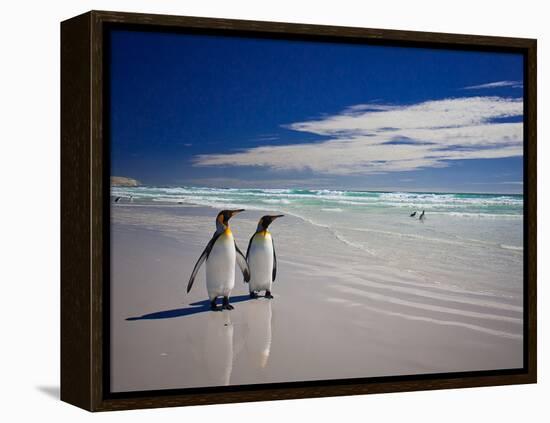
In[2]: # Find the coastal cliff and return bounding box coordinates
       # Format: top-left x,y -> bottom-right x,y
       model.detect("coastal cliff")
111,176 -> 140,187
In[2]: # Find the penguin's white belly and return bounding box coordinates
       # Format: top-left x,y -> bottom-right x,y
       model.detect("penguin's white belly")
248,233 -> 274,292
206,232 -> 236,299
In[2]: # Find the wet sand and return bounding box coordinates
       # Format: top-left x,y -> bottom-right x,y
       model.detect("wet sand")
110,204 -> 523,392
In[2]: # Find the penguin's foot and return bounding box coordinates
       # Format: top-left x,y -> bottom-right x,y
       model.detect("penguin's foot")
265,291 -> 274,299
222,297 -> 234,310
210,299 -> 220,311
249,291 -> 258,299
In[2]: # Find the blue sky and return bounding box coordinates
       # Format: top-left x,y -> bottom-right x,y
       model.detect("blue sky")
109,30 -> 524,193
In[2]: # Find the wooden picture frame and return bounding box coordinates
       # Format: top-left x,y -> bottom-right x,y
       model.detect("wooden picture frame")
61,10 -> 537,411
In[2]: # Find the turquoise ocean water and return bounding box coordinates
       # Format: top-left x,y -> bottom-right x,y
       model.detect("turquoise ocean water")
111,186 -> 522,219
111,186 -> 523,295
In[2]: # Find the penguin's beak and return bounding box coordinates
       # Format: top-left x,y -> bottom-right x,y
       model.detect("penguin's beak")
229,209 -> 245,217
263,214 -> 284,228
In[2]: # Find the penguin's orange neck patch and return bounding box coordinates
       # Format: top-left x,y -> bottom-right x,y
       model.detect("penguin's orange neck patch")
224,227 -> 232,236
260,230 -> 269,237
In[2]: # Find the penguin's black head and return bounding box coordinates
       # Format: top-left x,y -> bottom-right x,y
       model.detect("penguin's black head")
217,209 -> 244,227
258,214 -> 284,231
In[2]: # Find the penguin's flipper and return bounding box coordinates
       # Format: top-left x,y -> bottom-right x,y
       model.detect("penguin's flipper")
272,238 -> 277,282
235,242 -> 250,282
187,233 -> 220,293
245,233 -> 255,260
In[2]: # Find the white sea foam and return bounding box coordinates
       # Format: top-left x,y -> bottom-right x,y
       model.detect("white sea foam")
262,198 -> 291,204
500,244 -> 524,251
111,186 -> 522,215
444,212 -> 523,219
282,210 -> 377,256
111,186 -> 523,259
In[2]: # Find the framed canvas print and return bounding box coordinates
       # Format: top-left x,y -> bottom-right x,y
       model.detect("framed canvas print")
60,10 -> 537,411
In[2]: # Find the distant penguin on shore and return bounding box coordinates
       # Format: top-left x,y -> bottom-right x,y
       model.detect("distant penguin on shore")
419,210 -> 425,220
410,211 -> 416,217
246,215 -> 284,299
187,209 -> 250,311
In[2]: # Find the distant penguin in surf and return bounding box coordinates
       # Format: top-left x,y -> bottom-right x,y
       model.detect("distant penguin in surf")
419,210 -> 425,220
410,211 -> 417,217
246,215 -> 284,299
114,196 -> 122,203
129,195 -> 134,203
187,209 -> 250,311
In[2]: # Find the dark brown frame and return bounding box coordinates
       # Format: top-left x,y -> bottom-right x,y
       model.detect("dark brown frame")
61,10 -> 537,412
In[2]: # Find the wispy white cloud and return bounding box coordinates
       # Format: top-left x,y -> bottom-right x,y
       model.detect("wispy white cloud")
463,80 -> 523,90
193,96 -> 523,176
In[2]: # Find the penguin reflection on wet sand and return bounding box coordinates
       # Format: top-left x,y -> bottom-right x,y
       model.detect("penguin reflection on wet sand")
203,312 -> 235,386
187,210 -> 250,311
242,299 -> 273,369
246,215 -> 284,299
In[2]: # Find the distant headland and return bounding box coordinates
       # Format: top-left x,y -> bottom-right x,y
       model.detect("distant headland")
111,176 -> 141,187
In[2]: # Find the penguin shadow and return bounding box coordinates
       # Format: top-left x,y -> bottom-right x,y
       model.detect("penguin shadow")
126,294 -> 253,321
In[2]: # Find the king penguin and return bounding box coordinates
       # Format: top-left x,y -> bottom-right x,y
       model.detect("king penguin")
187,209 -> 250,311
246,215 -> 284,299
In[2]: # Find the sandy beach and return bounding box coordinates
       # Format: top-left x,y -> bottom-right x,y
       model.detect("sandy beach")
110,202 -> 523,393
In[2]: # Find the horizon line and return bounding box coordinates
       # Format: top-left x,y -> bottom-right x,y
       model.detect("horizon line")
111,183 -> 524,196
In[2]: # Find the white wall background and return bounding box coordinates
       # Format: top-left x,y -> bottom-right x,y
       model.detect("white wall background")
0,0 -> 545,421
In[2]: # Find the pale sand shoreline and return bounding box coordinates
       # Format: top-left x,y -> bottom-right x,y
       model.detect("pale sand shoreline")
110,204 -> 523,392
